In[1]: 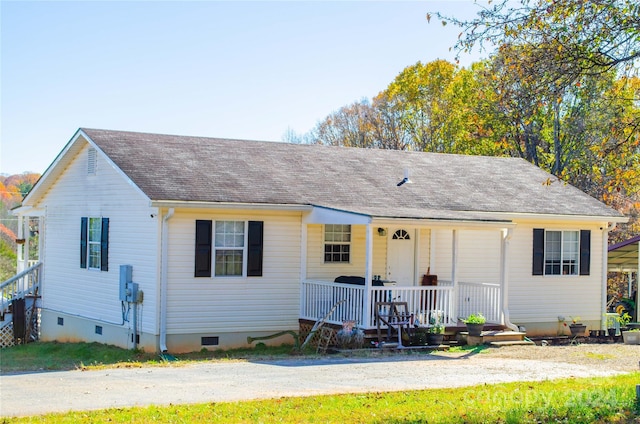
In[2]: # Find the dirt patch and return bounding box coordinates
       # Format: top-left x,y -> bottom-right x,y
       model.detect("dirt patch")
465,343 -> 640,372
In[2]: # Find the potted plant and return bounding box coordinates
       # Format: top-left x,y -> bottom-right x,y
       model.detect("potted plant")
411,326 -> 428,346
463,313 -> 486,336
616,312 -> 632,331
568,317 -> 586,337
604,314 -> 617,336
622,328 -> 640,345
427,323 -> 445,345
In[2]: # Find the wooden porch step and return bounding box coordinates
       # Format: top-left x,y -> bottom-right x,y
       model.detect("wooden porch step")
464,331 -> 527,346
489,340 -> 535,346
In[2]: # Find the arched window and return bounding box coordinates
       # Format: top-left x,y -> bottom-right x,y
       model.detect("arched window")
392,229 -> 410,240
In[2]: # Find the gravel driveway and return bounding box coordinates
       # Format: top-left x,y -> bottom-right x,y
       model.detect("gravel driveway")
1,344 -> 638,418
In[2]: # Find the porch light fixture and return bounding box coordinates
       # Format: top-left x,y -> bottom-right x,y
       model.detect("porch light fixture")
397,169 -> 412,186
377,227 -> 387,236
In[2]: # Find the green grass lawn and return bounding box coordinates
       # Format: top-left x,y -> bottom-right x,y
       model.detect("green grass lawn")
0,341 -> 297,373
2,342 -> 639,423
4,374 -> 639,423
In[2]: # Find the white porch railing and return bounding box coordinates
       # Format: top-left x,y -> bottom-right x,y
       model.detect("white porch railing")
1,262 -> 42,319
367,286 -> 456,327
301,279 -> 501,329
300,280 -> 365,326
458,281 -> 501,324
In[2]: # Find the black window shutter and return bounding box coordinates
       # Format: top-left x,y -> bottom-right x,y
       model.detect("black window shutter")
247,221 -> 263,277
579,230 -> 591,276
80,217 -> 88,269
532,228 -> 544,275
195,220 -> 212,277
100,218 -> 109,271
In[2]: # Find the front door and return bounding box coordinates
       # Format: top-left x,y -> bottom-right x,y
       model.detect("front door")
387,228 -> 415,287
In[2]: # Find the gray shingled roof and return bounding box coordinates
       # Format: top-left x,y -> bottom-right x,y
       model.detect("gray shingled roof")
81,128 -> 623,220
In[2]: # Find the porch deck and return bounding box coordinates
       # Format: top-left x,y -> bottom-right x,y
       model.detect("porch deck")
300,279 -> 502,330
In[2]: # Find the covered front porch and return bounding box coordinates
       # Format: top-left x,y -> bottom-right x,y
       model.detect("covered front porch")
301,279 -> 502,329
299,206 -> 517,332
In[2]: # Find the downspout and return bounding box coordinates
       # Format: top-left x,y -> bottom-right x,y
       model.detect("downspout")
500,228 -> 518,331
601,223 -> 616,330
159,208 -> 174,353
451,229 -> 459,322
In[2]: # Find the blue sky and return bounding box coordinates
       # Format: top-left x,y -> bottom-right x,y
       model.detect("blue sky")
1,1 -> 488,176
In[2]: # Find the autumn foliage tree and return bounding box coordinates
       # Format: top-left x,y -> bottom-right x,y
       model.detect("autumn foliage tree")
434,0 -> 639,240
0,173 -> 40,281
434,0 -> 639,85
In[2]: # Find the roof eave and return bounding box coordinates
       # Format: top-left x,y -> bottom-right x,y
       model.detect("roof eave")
21,128 -> 87,206
150,200 -> 313,212
482,211 -> 628,224
22,128 -> 151,207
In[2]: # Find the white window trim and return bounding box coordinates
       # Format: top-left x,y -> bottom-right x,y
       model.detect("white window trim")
213,220 -> 248,278
323,224 -> 351,264
544,229 -> 580,276
87,217 -> 102,271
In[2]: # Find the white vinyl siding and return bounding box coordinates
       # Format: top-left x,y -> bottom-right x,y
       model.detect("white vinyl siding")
416,228 -> 431,278
508,222 -> 604,324
431,228 -> 501,283
307,224 -> 369,280
166,209 -> 302,334
307,225 -> 423,283
38,144 -> 158,334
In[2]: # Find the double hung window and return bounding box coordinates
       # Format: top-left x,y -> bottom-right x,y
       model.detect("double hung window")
80,217 -> 109,271
324,224 -> 351,263
214,221 -> 245,276
532,228 -> 590,276
195,220 -> 263,277
544,230 -> 579,275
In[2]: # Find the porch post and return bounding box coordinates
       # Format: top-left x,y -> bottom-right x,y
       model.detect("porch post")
16,215 -> 26,272
23,216 -> 31,269
451,229 -> 459,323
300,223 -> 308,319
636,243 -> 639,322
37,216 -> 44,264
601,226 -> 609,330
629,271 -> 633,307
363,224 -> 374,328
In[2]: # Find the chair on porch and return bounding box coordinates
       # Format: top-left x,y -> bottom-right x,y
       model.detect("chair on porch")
374,302 -> 413,348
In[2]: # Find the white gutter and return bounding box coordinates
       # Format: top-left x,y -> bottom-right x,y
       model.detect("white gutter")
151,200 -> 312,212
485,211 -> 629,224
500,228 -> 518,331
371,217 -> 516,230
159,208 -> 174,353
602,222 -> 616,330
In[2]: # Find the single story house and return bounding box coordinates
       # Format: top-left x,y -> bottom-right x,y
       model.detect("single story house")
12,128 -> 627,352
